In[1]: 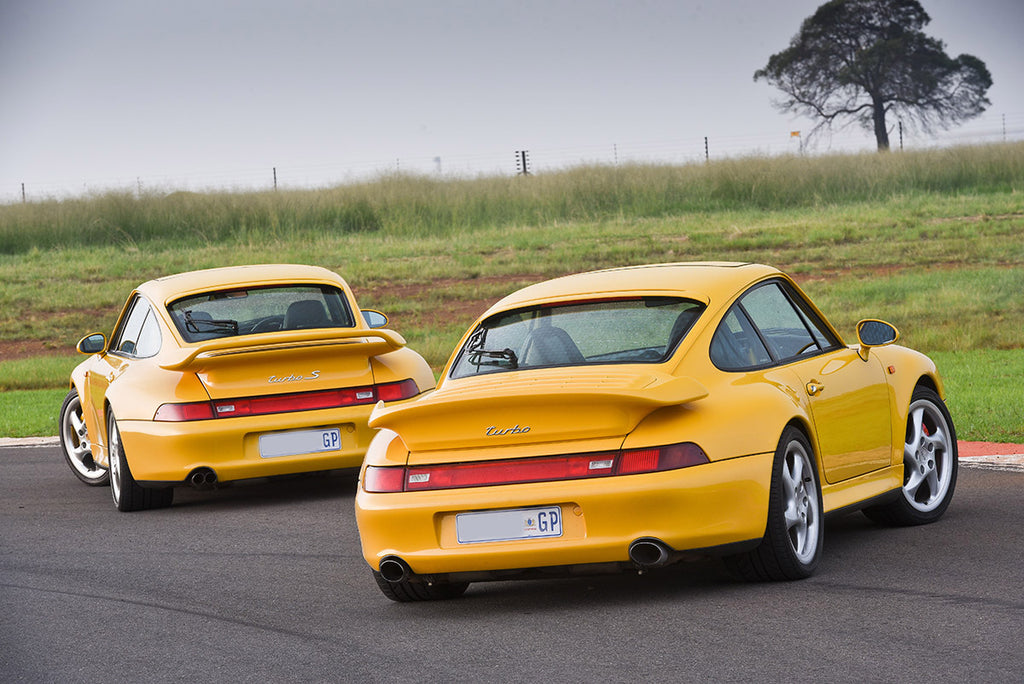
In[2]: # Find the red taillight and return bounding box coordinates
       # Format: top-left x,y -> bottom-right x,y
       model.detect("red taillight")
405,452 -> 618,491
364,443 -> 709,493
617,448 -> 660,475
363,465 -> 407,493
376,378 -> 420,402
153,402 -> 215,421
618,443 -> 708,474
154,378 -> 420,422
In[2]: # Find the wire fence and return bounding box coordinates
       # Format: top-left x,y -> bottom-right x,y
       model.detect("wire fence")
5,110 -> 1022,204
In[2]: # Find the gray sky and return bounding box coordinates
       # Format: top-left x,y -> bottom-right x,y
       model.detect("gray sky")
2,0 -> 1021,200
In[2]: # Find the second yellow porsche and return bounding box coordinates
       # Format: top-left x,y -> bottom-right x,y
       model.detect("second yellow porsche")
355,262 -> 958,601
59,264 -> 435,511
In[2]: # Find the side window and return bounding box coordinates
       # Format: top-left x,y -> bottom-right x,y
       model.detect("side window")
710,307 -> 772,370
711,280 -> 841,371
111,296 -> 161,358
740,283 -> 818,361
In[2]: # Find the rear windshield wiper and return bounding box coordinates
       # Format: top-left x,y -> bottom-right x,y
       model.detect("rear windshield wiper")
468,347 -> 519,370
184,310 -> 238,335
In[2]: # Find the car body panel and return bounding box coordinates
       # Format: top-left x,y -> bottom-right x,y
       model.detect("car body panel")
356,451 -> 774,575
66,264 -> 435,490
787,347 -> 893,483
354,262 -> 950,584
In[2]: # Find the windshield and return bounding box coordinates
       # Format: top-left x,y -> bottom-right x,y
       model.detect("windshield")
168,285 -> 356,342
449,297 -> 704,378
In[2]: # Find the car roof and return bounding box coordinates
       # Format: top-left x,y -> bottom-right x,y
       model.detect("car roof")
136,264 -> 348,303
486,262 -> 782,313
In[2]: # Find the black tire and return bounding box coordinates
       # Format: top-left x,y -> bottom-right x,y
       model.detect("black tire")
107,412 -> 173,512
372,571 -> 469,602
864,386 -> 957,526
726,426 -> 823,581
58,389 -> 109,486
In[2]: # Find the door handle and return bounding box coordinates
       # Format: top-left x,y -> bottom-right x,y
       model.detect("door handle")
806,381 -> 824,396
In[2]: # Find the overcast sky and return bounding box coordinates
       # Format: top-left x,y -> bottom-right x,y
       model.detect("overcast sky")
2,0 -> 1021,201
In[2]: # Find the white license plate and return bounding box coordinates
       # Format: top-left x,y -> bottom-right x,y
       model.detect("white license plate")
259,427 -> 341,459
456,506 -> 563,544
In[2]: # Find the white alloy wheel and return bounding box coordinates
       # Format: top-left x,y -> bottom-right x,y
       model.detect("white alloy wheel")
903,395 -> 955,513
58,390 -> 108,486
781,437 -> 821,564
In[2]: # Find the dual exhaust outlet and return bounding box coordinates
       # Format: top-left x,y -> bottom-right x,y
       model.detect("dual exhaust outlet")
188,467 -> 218,489
377,538 -> 673,583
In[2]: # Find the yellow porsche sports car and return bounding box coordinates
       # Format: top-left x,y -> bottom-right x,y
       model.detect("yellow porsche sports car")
59,264 -> 435,512
355,262 -> 958,601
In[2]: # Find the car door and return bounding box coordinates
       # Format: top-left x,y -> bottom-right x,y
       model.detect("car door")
83,294 -> 162,452
722,281 -> 892,484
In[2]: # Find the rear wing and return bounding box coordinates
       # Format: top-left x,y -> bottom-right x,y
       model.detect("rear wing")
160,328 -> 407,371
368,372 -> 709,452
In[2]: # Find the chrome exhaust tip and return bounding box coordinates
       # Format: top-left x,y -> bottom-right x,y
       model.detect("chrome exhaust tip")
379,556 -> 411,583
628,538 -> 672,569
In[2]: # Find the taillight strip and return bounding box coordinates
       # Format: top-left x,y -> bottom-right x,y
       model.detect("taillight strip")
154,378 -> 419,422
363,442 -> 708,493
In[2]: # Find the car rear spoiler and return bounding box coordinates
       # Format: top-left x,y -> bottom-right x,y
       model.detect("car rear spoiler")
368,372 -> 709,452
159,328 -> 407,371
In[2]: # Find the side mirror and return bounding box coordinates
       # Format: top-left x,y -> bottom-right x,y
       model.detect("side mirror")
77,332 -> 107,355
856,319 -> 899,360
361,310 -> 389,329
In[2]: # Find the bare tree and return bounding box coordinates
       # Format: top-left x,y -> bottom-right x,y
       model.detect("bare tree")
755,0 -> 992,150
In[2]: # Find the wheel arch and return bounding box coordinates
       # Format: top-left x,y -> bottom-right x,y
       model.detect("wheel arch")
782,415 -> 824,479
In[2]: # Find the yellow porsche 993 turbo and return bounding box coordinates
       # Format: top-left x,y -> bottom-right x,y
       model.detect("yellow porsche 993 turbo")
355,262 -> 957,601
58,264 -> 435,511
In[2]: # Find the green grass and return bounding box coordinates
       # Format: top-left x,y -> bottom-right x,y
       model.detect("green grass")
1,142 -> 1022,440
0,389 -> 67,438
0,357 -> 79,391
931,351 -> 1024,443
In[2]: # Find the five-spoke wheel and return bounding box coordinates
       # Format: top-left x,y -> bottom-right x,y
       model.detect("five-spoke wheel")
58,389 -> 108,486
726,426 -> 823,581
865,386 -> 957,526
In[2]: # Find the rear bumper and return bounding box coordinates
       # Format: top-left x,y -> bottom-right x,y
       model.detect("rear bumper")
355,452 -> 773,576
117,405 -> 377,483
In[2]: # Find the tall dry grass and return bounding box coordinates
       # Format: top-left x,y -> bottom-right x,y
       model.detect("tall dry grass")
2,142 -> 1021,254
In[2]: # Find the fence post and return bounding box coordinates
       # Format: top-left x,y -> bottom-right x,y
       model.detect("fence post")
22,183 -> 26,203
515,150 -> 531,176
704,137 -> 709,163
273,167 -> 277,191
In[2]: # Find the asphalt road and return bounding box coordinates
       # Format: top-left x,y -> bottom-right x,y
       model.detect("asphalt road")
2,444 -> 1022,683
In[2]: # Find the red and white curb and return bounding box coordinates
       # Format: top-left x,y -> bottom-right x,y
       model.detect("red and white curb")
958,442 -> 1024,472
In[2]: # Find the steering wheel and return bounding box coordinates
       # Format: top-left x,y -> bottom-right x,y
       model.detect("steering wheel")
250,316 -> 284,333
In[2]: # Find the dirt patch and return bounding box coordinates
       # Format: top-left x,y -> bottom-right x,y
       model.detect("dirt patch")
0,339 -> 76,362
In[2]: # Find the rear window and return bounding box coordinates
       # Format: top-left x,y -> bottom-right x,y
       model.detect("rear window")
450,297 -> 705,378
168,285 -> 356,342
